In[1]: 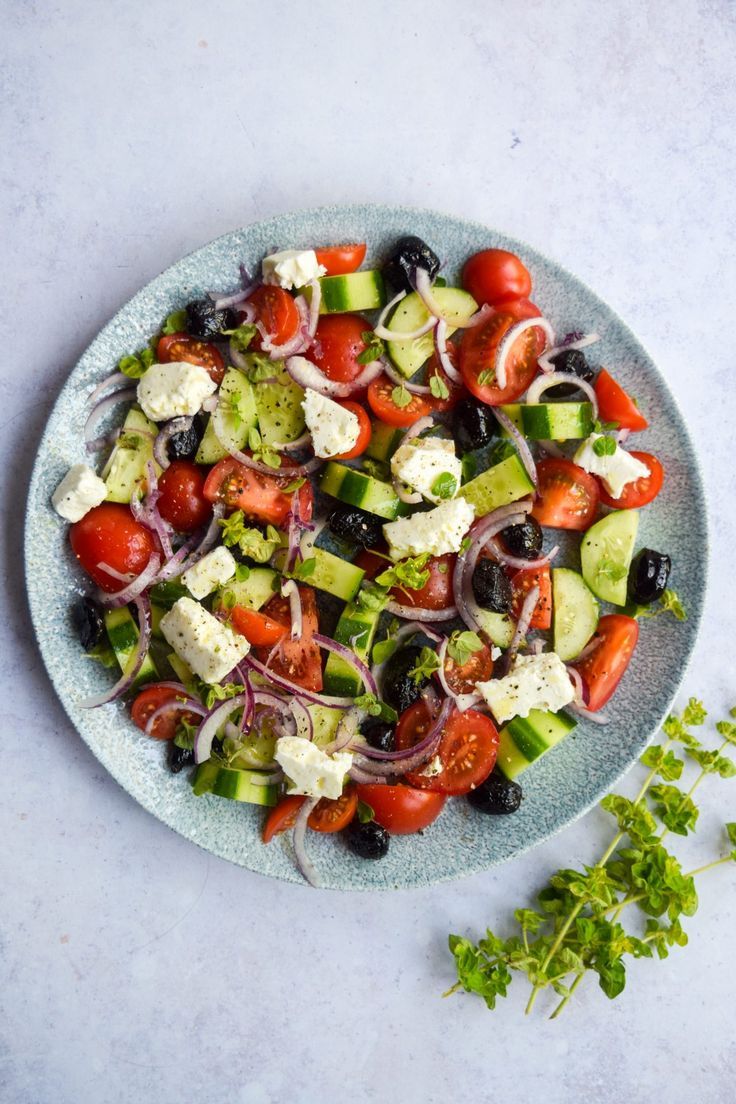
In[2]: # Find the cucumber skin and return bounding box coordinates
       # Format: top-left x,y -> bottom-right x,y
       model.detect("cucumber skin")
458,454 -> 534,517
501,402 -> 594,441
103,407 -> 159,504
104,607 -> 158,687
320,462 -> 408,520
192,762 -> 279,806
213,568 -> 279,613
196,368 -> 257,464
323,606 -> 381,696
366,421 -> 404,462
497,710 -> 577,780
297,547 -> 364,603
318,270 -> 386,313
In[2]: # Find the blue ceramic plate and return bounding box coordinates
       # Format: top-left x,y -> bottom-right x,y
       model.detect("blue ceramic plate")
25,205 -> 706,890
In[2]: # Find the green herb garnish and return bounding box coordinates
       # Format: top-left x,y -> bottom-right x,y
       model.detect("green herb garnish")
429,374 -> 450,400
391,385 -> 412,409
592,435 -> 617,457
357,331 -> 386,365
119,346 -> 155,379
354,693 -> 398,723
431,472 -> 458,500
376,553 -> 431,593
161,309 -> 187,335
447,630 -> 484,665
408,646 -> 441,684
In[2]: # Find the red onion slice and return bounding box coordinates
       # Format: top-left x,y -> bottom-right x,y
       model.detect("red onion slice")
538,440 -> 566,459
485,535 -> 559,572
568,701 -> 611,725
349,764 -> 388,785
436,636 -> 482,713
500,584 -> 540,674
244,656 -> 353,709
433,319 -> 462,383
289,699 -> 313,741
153,418 -> 194,471
211,283 -> 258,310
80,595 -> 152,708
156,503 -> 225,581
281,579 -> 303,640
452,501 -> 533,635
495,316 -> 555,390
293,797 -> 321,887
95,553 -> 161,608
312,634 -> 378,697
284,354 -> 383,399
566,665 -> 586,704
270,431 -> 312,451
382,360 -> 433,396
209,407 -> 322,477
526,371 -> 599,417
87,371 -> 128,406
537,332 -> 600,374
305,280 -> 321,338
385,600 -> 458,622
372,288 -> 438,342
194,691 -> 251,764
84,388 -> 137,447
491,407 -> 538,488
144,697 -> 206,736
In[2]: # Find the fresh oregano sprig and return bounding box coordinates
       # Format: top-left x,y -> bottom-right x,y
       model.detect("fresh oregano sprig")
446,700 -> 736,1018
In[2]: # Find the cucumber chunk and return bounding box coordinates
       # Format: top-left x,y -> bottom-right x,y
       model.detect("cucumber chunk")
458,454 -> 534,517
365,420 -> 405,462
386,287 -> 478,379
474,608 -> 515,649
103,407 -> 159,504
320,461 -> 408,520
213,567 -> 278,614
500,402 -> 594,441
294,547 -> 365,602
580,510 -> 639,606
104,606 -> 158,687
192,762 -> 279,806
497,709 -> 577,780
253,363 -> 306,446
308,703 -> 345,748
196,368 -> 257,464
311,270 -> 386,313
552,568 -> 599,662
323,602 -> 382,696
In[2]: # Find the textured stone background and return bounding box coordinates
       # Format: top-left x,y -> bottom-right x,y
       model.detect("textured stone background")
2,2 -> 735,1101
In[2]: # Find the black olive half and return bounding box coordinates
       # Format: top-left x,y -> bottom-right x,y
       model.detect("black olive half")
452,397 -> 498,453
328,505 -> 384,548
345,819 -> 390,860
628,548 -> 671,605
467,770 -> 523,815
360,718 -> 396,753
500,517 -> 543,561
71,596 -> 105,651
382,644 -> 427,715
471,560 -> 513,614
185,299 -> 239,339
383,235 -> 440,292
166,412 -> 206,462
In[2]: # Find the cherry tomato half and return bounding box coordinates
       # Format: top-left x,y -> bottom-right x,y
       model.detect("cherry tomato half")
314,243 -> 367,276
571,614 -> 639,712
531,458 -> 600,531
202,457 -> 314,528
157,460 -> 212,533
396,701 -> 499,795
462,248 -> 532,307
253,588 -> 323,692
334,401 -> 372,460
355,550 -> 456,610
459,299 -> 545,405
69,503 -> 157,591
355,783 -> 446,834
597,452 -> 664,510
443,640 -> 494,694
367,375 -> 432,427
249,286 -> 301,351
157,333 -> 225,384
595,369 -> 648,432
262,787 -> 358,841
131,685 -> 201,741
310,314 -> 373,383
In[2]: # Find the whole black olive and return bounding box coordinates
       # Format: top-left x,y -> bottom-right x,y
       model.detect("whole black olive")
383,235 -> 440,292
471,560 -> 513,613
71,596 -> 105,651
452,397 -> 498,453
345,819 -> 390,859
628,548 -> 671,605
166,412 -> 206,462
328,505 -> 384,548
382,644 -> 427,714
168,742 -> 195,774
360,718 -> 396,753
500,517 -> 543,560
467,770 -> 523,815
184,299 -> 239,339
545,348 -> 596,398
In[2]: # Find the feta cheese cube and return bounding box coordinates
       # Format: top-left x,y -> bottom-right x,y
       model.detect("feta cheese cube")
390,437 -> 462,504
573,434 -> 651,500
302,387 -> 360,459
476,652 -> 574,725
51,463 -> 107,522
181,546 -> 237,601
274,736 -> 353,800
137,362 -> 216,423
383,498 -> 475,561
261,249 -> 326,290
160,597 -> 249,684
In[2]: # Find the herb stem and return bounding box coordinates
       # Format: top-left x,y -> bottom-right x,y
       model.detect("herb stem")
659,737 -> 731,844
549,973 -> 585,1019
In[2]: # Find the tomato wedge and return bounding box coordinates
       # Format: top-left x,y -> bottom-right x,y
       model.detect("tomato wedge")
314,243 -> 366,276
597,452 -> 664,509
354,783 -> 446,834
459,299 -> 545,405
254,588 -> 323,692
249,286 -> 301,351
396,701 -> 499,795
333,400 -> 372,460
510,564 -> 552,630
131,685 -> 201,741
231,605 -> 288,647
595,369 -> 648,432
531,458 -> 600,531
202,456 -> 314,527
571,614 -> 639,711
367,375 -> 432,427
262,787 -> 358,841
157,333 -> 225,384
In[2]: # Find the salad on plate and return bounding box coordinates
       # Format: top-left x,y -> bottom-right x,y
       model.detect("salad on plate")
52,234 -> 683,885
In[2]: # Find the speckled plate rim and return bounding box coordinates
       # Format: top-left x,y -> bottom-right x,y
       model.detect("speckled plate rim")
24,204 -> 708,891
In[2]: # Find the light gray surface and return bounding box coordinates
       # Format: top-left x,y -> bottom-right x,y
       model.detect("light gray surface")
2,2 -> 735,1101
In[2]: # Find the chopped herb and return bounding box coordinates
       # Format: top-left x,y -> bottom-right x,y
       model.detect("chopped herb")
447,630 -> 484,665
592,435 -> 617,457
391,384 -> 413,409
596,557 -> 628,583
429,374 -> 450,400
477,368 -> 495,387
281,477 -> 306,494
243,353 -> 279,384
294,556 -> 317,579
362,457 -> 390,481
461,454 -> 478,484
218,511 -> 281,562
639,588 -> 688,623
356,582 -> 389,613
194,680 -> 243,711
356,331 -> 385,365
173,718 -> 199,750
431,472 -> 458,500
235,563 -> 251,582
354,693 -> 398,723
119,346 -> 155,379
409,646 -> 441,684
357,800 -> 375,824
225,323 -> 257,353
459,536 -> 472,555
376,553 -> 431,592
85,641 -> 117,669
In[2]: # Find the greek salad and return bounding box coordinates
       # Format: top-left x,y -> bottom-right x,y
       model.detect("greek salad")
54,235 -> 685,885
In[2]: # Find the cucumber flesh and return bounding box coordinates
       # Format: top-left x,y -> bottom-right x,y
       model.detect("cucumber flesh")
580,510 -> 639,606
320,461 -> 408,520
474,608 -> 515,649
497,709 -> 577,780
293,546 -> 365,603
323,602 -> 382,696
196,368 -> 257,464
552,568 -> 599,662
500,402 -> 594,441
311,270 -> 386,313
366,420 -> 405,462
458,454 -> 534,517
252,363 -> 306,446
192,762 -> 279,806
213,567 -> 278,614
308,704 -> 345,748
103,407 -> 159,504
386,287 -> 478,379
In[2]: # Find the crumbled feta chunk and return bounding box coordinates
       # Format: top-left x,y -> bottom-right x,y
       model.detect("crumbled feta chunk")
51,463 -> 107,522
261,249 -> 326,290
573,434 -> 651,500
160,597 -> 249,684
416,754 -> 444,779
137,362 -> 216,423
391,437 -> 462,504
302,387 -> 360,458
274,736 -> 353,800
181,546 -> 237,601
383,498 -> 475,561
476,652 -> 574,725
